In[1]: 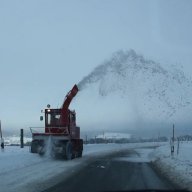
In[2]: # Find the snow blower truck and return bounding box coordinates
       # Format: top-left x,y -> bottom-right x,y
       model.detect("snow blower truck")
30,84 -> 83,159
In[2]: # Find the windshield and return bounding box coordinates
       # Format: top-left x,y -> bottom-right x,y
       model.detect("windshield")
0,0 -> 192,192
46,112 -> 61,127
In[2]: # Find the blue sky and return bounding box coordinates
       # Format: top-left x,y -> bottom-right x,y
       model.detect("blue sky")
0,0 -> 192,133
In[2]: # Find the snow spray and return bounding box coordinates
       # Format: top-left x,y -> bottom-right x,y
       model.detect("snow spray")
44,136 -> 53,158
77,50 -> 136,91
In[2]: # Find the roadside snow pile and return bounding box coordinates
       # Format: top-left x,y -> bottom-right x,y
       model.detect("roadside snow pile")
151,141 -> 192,191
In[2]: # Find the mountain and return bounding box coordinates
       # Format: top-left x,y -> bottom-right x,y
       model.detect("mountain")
76,50 -> 192,130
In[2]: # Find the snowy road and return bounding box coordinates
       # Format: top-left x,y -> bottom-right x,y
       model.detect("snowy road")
43,150 -> 178,192
1,139 -> 192,191
0,143 -> 161,192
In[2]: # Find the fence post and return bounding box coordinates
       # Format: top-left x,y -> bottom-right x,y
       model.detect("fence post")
0,120 -> 4,149
171,124 -> 175,156
177,137 -> 180,155
20,129 -> 24,148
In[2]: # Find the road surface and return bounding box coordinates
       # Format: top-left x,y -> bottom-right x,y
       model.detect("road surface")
43,149 -> 179,192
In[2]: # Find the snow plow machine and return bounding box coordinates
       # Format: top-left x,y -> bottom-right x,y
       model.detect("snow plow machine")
30,84 -> 83,160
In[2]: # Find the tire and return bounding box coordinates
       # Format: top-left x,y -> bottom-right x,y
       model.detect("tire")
78,151 -> 82,158
38,146 -> 45,156
31,140 -> 39,153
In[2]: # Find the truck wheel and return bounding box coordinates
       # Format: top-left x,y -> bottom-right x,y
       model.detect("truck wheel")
71,153 -> 76,159
65,142 -> 72,160
78,151 -> 82,158
38,146 -> 45,156
31,140 -> 39,153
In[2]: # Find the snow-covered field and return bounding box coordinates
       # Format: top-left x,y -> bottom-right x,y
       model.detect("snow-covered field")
0,142 -> 191,192
151,141 -> 192,191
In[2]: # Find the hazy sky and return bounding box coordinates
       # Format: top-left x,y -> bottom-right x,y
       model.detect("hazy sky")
0,0 -> 192,134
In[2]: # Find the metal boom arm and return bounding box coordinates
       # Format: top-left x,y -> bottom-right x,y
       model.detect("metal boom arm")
61,84 -> 79,110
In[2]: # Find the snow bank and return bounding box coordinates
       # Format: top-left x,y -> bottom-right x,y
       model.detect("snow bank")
0,142 -> 160,192
151,141 -> 192,191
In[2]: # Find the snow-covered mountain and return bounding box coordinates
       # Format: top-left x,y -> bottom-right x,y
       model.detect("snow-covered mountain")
76,50 -> 192,127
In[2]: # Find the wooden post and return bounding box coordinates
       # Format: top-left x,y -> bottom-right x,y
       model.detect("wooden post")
20,129 -> 24,148
171,124 -> 175,155
0,120 -> 4,149
177,137 -> 180,155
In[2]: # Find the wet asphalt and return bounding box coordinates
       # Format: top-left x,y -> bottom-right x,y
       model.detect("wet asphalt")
42,149 -> 180,192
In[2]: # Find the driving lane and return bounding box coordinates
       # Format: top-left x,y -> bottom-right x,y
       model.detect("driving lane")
43,149 -> 179,192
